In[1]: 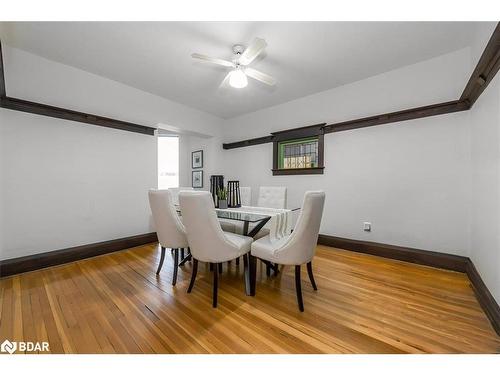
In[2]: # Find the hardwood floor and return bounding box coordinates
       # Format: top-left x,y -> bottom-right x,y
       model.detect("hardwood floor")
1,243 -> 499,353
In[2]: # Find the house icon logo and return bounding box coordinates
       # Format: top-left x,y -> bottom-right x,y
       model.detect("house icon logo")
1,339 -> 17,354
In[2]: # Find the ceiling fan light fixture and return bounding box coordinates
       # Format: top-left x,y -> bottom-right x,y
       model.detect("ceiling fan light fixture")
229,68 -> 248,88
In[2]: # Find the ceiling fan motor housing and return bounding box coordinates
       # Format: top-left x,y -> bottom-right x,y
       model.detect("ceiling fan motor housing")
232,44 -> 245,55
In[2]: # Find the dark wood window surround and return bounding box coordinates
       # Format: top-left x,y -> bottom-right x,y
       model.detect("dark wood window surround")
272,123 -> 325,175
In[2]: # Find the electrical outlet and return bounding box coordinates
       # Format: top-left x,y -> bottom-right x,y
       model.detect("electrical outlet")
363,222 -> 371,232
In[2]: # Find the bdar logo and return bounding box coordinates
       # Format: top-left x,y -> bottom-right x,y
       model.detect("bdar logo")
1,339 -> 17,354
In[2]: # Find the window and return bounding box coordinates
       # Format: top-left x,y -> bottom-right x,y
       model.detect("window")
157,135 -> 179,189
272,124 -> 325,175
279,137 -> 319,169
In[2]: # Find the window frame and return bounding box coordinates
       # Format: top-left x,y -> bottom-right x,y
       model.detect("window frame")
271,124 -> 325,176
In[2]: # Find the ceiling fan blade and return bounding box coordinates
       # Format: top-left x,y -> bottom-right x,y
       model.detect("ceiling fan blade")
239,38 -> 267,66
245,68 -> 276,86
191,53 -> 235,68
219,72 -> 232,89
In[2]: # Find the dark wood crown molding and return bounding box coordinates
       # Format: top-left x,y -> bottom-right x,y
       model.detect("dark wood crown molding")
0,40 -> 6,98
0,96 -> 155,135
223,135 -> 274,150
323,100 -> 470,133
222,22 -> 500,150
0,39 -> 156,136
460,23 -> 500,107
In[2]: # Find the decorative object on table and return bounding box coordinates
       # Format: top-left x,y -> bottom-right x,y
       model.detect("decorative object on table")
191,150 -> 203,169
210,175 -> 224,207
227,180 -> 241,208
216,187 -> 228,209
192,170 -> 203,188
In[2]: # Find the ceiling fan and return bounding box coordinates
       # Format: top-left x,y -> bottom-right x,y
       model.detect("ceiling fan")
191,38 -> 276,89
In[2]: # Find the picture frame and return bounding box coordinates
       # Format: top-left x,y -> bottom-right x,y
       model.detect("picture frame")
191,150 -> 203,169
192,170 -> 203,188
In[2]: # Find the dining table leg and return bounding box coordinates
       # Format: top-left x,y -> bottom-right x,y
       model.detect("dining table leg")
243,253 -> 251,295
243,253 -> 257,296
242,220 -> 255,296
249,254 -> 257,296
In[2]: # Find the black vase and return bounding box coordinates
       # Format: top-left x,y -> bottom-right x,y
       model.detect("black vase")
210,175 -> 224,208
227,181 -> 241,208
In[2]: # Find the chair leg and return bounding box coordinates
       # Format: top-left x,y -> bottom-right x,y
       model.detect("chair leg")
218,263 -> 223,273
295,265 -> 304,312
180,248 -> 185,260
266,262 -> 271,276
172,249 -> 179,286
187,259 -> 198,293
209,263 -> 214,271
236,257 -> 240,266
273,263 -> 280,275
306,261 -> 318,291
156,246 -> 166,274
213,262 -> 219,308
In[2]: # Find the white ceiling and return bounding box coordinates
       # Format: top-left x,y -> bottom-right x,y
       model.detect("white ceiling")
0,22 -> 483,119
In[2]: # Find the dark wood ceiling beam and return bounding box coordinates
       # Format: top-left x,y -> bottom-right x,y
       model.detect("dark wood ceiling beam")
460,23 -> 500,106
0,96 -> 156,135
222,22 -> 500,151
222,135 -> 275,150
0,41 -> 6,98
0,39 -> 156,136
323,100 -> 470,133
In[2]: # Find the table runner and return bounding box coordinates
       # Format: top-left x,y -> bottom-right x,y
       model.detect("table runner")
220,206 -> 293,242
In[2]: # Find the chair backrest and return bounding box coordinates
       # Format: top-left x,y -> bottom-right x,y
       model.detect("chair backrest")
148,189 -> 187,248
179,191 -> 238,263
257,186 -> 287,209
277,191 -> 325,265
240,186 -> 252,206
169,187 -> 194,205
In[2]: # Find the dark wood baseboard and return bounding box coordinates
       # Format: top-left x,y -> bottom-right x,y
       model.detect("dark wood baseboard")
0,232 -> 158,277
465,260 -> 500,335
317,234 -> 468,272
318,234 -> 500,335
1,231 -> 497,336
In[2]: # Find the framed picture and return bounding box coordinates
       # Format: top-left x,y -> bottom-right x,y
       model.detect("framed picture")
191,150 -> 203,169
192,170 -> 203,188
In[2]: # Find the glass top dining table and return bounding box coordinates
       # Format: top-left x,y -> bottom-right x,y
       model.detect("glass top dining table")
176,206 -> 300,225
175,205 -> 300,237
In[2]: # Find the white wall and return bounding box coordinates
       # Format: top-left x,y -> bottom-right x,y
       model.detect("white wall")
3,45 -> 223,137
0,45 -> 223,260
221,48 -> 472,256
0,110 -> 156,260
469,72 -> 500,302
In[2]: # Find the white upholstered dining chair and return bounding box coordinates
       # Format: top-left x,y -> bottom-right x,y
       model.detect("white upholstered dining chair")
148,189 -> 189,286
179,191 -> 253,307
168,187 -> 194,205
257,186 -> 287,209
251,191 -> 325,312
240,186 -> 252,206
